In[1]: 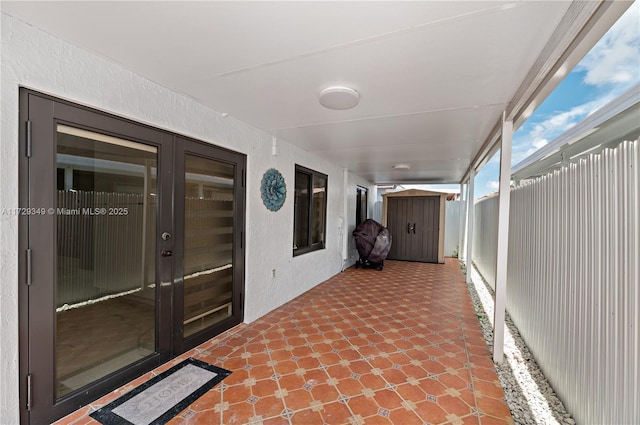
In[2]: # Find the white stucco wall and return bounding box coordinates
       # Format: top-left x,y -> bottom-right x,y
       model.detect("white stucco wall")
0,13 -> 372,422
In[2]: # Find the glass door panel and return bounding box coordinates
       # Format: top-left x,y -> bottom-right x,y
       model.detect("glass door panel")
55,125 -> 157,399
183,154 -> 235,337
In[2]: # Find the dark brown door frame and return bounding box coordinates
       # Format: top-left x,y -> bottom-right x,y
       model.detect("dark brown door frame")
19,89 -> 174,425
356,186 -> 368,226
18,89 -> 246,424
172,136 -> 246,353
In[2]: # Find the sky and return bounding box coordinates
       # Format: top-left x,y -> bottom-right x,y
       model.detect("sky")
471,0 -> 640,199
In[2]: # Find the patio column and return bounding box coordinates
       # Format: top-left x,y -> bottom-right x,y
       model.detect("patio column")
493,113 -> 513,363
465,170 -> 475,283
458,182 -> 466,261
342,169 -> 349,269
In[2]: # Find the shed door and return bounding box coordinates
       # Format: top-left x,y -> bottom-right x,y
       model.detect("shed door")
387,197 -> 410,260
387,196 -> 439,263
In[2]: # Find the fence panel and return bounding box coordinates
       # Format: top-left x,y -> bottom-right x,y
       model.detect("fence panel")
444,200 -> 462,257
504,140 -> 639,424
56,191 -> 149,307
472,195 -> 498,289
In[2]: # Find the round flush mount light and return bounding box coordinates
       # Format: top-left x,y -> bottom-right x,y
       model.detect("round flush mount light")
393,163 -> 410,170
319,86 -> 360,110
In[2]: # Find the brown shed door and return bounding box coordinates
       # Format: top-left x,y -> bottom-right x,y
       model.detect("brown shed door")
387,197 -> 410,260
387,196 -> 439,263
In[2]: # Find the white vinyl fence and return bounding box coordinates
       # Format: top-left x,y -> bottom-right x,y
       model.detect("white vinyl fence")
372,201 -> 383,224
473,140 -> 639,424
444,200 -> 463,257
472,195 -> 498,288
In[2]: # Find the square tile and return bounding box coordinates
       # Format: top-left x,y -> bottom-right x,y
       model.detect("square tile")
56,260 -> 512,425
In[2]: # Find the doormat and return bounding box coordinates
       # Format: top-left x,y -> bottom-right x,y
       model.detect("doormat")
90,358 -> 231,425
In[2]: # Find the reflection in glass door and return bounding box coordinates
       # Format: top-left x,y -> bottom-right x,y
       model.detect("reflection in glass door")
182,155 -> 235,337
55,125 -> 158,399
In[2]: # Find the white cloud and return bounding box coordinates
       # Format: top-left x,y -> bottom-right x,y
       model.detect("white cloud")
510,3 -> 638,169
532,138 -> 548,149
487,180 -> 499,190
512,93 -> 615,165
576,2 -> 640,87
512,102 -> 591,162
534,100 -> 601,136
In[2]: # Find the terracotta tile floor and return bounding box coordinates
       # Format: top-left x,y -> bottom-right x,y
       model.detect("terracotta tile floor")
57,259 -> 513,425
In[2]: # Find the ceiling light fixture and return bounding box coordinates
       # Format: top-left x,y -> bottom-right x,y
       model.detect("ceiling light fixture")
392,163 -> 410,170
318,86 -> 360,110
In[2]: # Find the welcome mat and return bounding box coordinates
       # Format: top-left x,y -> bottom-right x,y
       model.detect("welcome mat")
90,358 -> 231,425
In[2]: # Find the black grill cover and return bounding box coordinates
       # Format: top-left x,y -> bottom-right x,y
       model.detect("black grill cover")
352,219 -> 392,264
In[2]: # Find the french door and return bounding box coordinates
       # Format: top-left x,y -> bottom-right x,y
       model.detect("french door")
19,90 -> 245,424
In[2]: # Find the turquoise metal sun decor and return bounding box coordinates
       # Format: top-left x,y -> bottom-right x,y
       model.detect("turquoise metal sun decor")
260,168 -> 286,211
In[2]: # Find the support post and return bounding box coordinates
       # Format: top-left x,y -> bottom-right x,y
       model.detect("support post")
493,114 -> 513,363
458,183 -> 465,261
465,170 -> 475,283
342,169 -> 349,269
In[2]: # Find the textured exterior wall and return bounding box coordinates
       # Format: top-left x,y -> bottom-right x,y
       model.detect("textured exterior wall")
0,13 -> 371,421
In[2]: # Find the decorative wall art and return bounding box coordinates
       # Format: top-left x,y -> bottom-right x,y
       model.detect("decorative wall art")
260,168 -> 286,211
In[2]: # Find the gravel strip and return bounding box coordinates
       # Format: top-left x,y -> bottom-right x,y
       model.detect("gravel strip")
463,262 -> 576,425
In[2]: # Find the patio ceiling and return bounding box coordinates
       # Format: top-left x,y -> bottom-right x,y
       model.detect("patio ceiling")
2,1 -> 632,184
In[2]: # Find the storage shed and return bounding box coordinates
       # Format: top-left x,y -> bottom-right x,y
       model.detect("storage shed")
382,189 -> 446,264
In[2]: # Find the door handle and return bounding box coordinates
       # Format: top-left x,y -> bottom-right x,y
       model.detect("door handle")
407,223 -> 410,234
161,249 -> 173,257
413,223 -> 416,234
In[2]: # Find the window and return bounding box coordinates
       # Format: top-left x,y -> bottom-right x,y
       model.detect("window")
293,165 -> 327,256
356,186 -> 368,226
